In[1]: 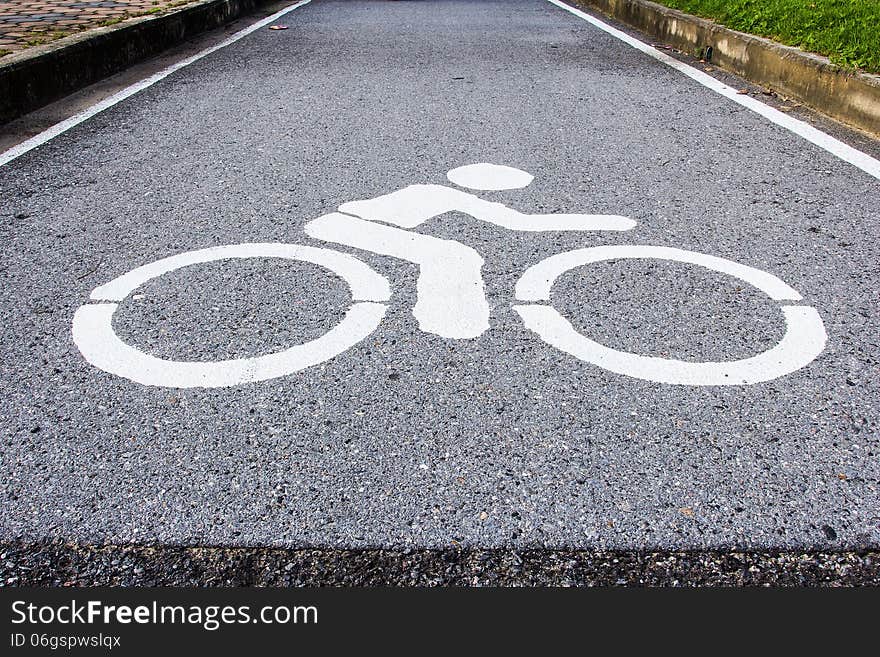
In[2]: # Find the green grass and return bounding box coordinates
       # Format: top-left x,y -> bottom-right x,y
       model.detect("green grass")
650,0 -> 880,73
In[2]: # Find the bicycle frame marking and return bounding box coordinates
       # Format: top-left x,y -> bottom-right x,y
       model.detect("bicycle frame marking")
307,180 -> 635,339
306,212 -> 489,339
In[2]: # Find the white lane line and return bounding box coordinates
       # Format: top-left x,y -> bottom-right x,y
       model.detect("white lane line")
0,0 -> 313,168
546,0 -> 880,182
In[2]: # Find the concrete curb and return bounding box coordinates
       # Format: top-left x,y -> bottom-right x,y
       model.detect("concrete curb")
0,0 -> 275,125
570,0 -> 880,137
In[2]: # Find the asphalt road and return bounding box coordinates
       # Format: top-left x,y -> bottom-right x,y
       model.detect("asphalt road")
1,0 -> 878,556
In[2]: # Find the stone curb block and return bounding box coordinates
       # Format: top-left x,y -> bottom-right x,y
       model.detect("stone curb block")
0,0 -> 273,125
572,0 -> 880,137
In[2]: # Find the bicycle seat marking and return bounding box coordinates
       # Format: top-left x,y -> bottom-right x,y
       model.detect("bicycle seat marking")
71,163 -> 827,388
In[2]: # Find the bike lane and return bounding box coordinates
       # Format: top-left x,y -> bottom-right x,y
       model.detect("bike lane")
0,0 -> 878,552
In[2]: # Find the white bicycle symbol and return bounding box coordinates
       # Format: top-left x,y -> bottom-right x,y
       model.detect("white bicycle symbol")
72,163 -> 827,388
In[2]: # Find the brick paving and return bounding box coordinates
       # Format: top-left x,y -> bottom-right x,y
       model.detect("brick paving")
0,0 -> 195,55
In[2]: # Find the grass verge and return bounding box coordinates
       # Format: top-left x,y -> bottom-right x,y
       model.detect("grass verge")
650,0 -> 880,73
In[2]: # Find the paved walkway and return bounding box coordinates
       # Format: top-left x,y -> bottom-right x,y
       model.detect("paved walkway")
2,0 -> 879,555
0,0 -> 191,55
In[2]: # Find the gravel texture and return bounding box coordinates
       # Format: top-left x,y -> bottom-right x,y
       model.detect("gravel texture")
2,541 -> 878,586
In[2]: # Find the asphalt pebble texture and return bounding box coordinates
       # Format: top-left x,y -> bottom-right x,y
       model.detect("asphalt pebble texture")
2,541 -> 878,586
0,0 -> 878,557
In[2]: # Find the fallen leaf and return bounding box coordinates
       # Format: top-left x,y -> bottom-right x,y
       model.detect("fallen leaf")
479,511 -> 488,521
736,89 -> 749,94
268,25 -> 289,30
679,507 -> 695,517
838,473 -> 848,480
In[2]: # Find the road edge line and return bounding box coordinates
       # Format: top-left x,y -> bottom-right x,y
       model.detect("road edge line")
0,0 -> 312,169
0,0 -> 284,124
567,0 -> 880,139
545,0 -> 880,182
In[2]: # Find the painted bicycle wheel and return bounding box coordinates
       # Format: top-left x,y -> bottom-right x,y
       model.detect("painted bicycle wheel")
72,243 -> 390,388
513,245 -> 827,386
